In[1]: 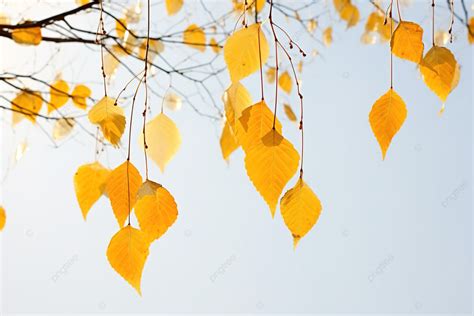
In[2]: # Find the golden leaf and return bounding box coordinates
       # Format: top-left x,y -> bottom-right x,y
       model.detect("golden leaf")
12,26 -> 42,45
281,178 -> 322,248
138,39 -> 164,61
103,51 -> 120,77
209,38 -> 221,54
11,91 -> 43,125
166,0 -> 183,15
323,27 -> 333,46
106,161 -> 143,227
48,80 -> 69,113
74,162 -> 110,220
307,19 -> 317,33
245,128 -> 300,216
278,71 -> 293,94
107,225 -> 150,295
265,67 -> 276,83
419,46 -> 459,102
224,23 -> 269,82
135,180 -> 178,241
183,24 -> 206,52
53,118 -> 75,140
468,17 -> 474,44
333,0 -> 350,12
220,121 -> 239,161
283,103 -> 297,122
88,96 -> 126,146
369,88 -> 407,159
0,206 -> 6,231
340,3 -> 360,28
223,82 -> 252,133
71,84 -> 91,110
391,21 -> 424,63
116,18 -> 127,40
140,113 -> 181,172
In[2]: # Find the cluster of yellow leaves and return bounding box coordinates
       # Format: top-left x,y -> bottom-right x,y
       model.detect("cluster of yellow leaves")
333,0 -> 360,28
11,25 -> 42,46
74,160 -> 178,294
0,206 -> 6,231
88,96 -> 126,146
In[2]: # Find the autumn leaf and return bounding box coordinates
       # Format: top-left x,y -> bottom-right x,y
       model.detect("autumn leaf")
116,18 -> 127,40
183,24 -> 206,52
369,88 -> 407,159
12,26 -> 42,45
48,80 -> 69,113
209,38 -> 220,54
224,23 -> 269,82
391,21 -> 424,63
107,225 -> 150,295
281,178 -> 322,248
245,128 -> 300,216
323,27 -> 333,46
138,39 -> 164,61
419,46 -> 459,103
278,71 -> 292,94
220,120 -> 239,161
266,67 -> 276,83
71,84 -> 91,110
0,206 -> 6,231
166,0 -> 183,15
468,17 -> 474,44
283,103 -> 297,122
140,113 -> 181,172
11,91 -> 43,125
340,3 -> 359,28
106,161 -> 143,227
135,180 -> 178,241
223,82 -> 252,133
163,92 -> 182,111
74,162 -> 110,220
88,96 -> 126,146
53,118 -> 75,140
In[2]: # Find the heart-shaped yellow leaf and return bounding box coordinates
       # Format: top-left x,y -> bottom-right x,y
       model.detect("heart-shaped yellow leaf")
369,88 -> 407,159
390,21 -> 424,63
74,162 -> 110,220
107,225 -> 150,295
48,80 -> 69,113
88,96 -> 126,146
106,161 -> 143,227
183,24 -> 206,52
245,128 -> 300,216
224,23 -> 269,83
11,91 -> 43,125
71,85 -> 91,110
135,180 -> 178,241
140,113 -> 181,172
281,178 -> 322,248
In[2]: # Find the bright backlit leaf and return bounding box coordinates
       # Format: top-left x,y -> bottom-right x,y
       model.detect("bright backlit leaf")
283,103 -> 297,122
183,24 -> 206,52
163,92 -> 182,111
220,121 -> 239,161
391,21 -> 424,63
323,27 -> 333,46
53,118 -> 75,140
0,206 -> 6,231
71,84 -> 91,110
223,82 -> 252,133
209,37 -> 221,54
48,80 -> 69,113
340,3 -> 360,28
166,0 -> 183,15
11,91 -> 43,125
278,71 -> 292,94
88,96 -> 126,146
12,26 -> 42,45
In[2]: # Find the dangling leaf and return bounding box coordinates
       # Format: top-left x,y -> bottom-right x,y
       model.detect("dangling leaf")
116,18 -> 127,40
224,23 -> 269,82
391,21 -> 424,63
223,82 -> 252,133
419,46 -> 459,102
220,121 -> 239,161
340,3 -> 360,28
48,80 -> 69,113
281,178 -> 322,248
140,113 -> 181,172
163,92 -> 182,111
323,27 -> 333,46
11,26 -> 42,45
278,71 -> 293,94
0,206 -> 6,231
369,88 -> 407,159
53,118 -> 75,140
107,225 -> 150,295
283,103 -> 297,122
468,17 -> 474,44
138,39 -> 164,61
11,91 -> 43,125
209,38 -> 221,54
266,67 -> 276,83
88,96 -> 126,146
74,162 -> 110,220
134,180 -> 178,241
71,84 -> 91,110
183,24 -> 206,52
165,0 -> 183,15
106,161 -> 143,227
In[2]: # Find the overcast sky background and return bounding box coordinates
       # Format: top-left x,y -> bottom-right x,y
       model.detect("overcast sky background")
0,0 -> 472,314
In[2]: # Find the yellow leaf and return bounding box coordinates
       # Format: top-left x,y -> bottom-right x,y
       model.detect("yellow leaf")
369,88 -> 407,159
74,162 -> 110,220
106,161 -> 143,227
468,17 -> 474,44
140,113 -> 181,172
104,51 -> 120,77
116,18 -> 127,40
278,71 -> 292,94
138,39 -> 164,61
245,128 -> 300,216
11,91 -> 43,125
53,118 -> 75,140
434,30 -> 450,46
88,96 -> 126,146
390,21 -> 424,63
209,38 -> 221,54
163,92 -> 182,111
224,23 -> 269,82
0,206 -> 6,231
419,46 -> 459,102
71,84 -> 91,110
283,103 -> 297,122
255,0 -> 265,12
12,26 -> 42,45
107,225 -> 150,295
266,67 -> 276,83
135,180 -> 178,241
323,27 -> 333,46
236,101 -> 282,153
333,0 -> 350,12
340,3 -> 360,28
48,80 -> 69,113
281,178 -> 322,248
223,82 -> 252,133
183,24 -> 206,52
307,19 -> 317,33
165,0 -> 183,15
220,121 -> 239,161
